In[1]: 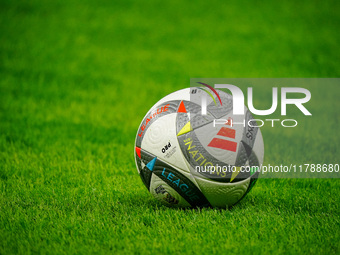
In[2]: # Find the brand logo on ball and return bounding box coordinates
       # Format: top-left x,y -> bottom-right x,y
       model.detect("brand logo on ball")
208,118 -> 237,152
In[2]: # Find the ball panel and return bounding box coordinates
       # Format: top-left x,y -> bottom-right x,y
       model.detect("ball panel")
205,90 -> 234,118
194,176 -> 250,208
141,113 -> 190,173
135,100 -> 180,148
177,131 -> 236,182
193,117 -> 242,166
135,146 -> 211,208
240,110 -> 260,150
135,147 -> 157,190
252,129 -> 264,166
151,159 -> 211,208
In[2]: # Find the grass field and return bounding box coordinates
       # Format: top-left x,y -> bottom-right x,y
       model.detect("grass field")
1,0 -> 339,254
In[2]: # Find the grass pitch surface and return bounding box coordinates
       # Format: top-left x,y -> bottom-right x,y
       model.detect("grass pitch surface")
0,0 -> 339,254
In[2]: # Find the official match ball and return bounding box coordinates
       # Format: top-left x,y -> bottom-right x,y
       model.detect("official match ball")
134,88 -> 264,208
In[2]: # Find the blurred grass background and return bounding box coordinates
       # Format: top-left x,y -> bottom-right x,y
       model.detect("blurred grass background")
0,0 -> 339,254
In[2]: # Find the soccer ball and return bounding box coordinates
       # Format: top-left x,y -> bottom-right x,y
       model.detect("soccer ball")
134,88 -> 264,208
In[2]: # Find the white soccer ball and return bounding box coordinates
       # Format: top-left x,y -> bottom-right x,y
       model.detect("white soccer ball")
134,87 -> 264,208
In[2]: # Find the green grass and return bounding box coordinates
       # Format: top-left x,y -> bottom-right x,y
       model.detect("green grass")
0,0 -> 339,254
